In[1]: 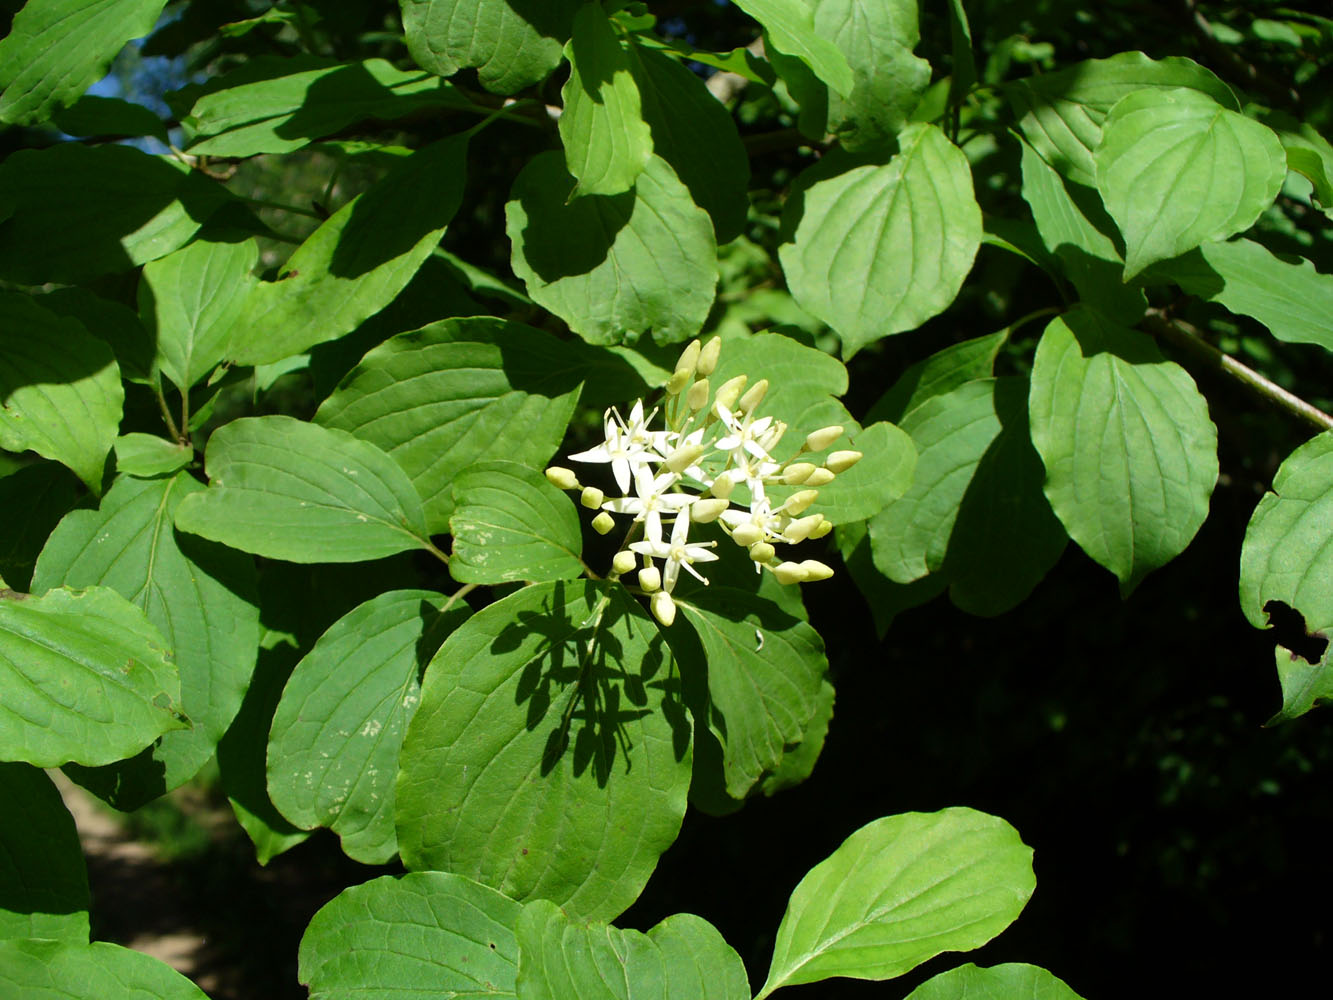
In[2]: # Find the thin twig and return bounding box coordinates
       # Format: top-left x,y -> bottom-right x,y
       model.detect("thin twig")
154,379 -> 183,444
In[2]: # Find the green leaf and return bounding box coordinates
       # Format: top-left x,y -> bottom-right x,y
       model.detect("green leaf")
867,328 -> 1009,424
0,144 -> 230,284
1155,238 -> 1333,353
449,462 -> 584,584
32,473 -> 258,809
0,586 -> 185,768
0,293 -> 123,493
0,464 -> 82,593
946,0 -> 976,108
39,287 -> 155,386
731,0 -> 853,96
507,152 -> 718,346
758,672 -> 834,797
560,3 -> 653,198
813,421 -> 916,526
1018,137 -> 1146,325
315,318 -> 582,532
183,56 -> 479,157
0,0 -> 169,125
516,900 -> 750,1000
905,963 -> 1086,1000
704,332 -> 852,436
401,0 -> 579,95
51,95 -> 169,142
869,378 -> 1066,616
627,42 -> 750,242
1264,113 -> 1333,218
174,416 -> 433,563
0,762 -> 89,942
228,136 -> 469,366
1007,51 -> 1238,187
299,871 -> 522,1000
675,588 -> 826,799
781,124 -> 982,357
113,434 -> 192,478
1028,311 -> 1218,594
1239,431 -> 1333,722
0,939 -> 209,999
1093,88 -> 1285,278
757,808 -> 1036,996
139,238 -> 258,390
268,591 -> 466,864
836,520 -> 947,639
396,580 -> 692,922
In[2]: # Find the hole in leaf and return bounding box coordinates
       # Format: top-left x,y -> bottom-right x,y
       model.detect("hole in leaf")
1263,600 -> 1329,664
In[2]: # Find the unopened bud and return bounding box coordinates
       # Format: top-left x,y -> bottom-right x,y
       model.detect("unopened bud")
580,486 -> 604,508
674,338 -> 702,376
545,466 -> 579,490
710,474 -> 735,500
805,425 -> 843,452
799,559 -> 834,581
664,442 -> 706,474
638,565 -> 662,592
697,337 -> 721,375
714,375 -> 747,411
783,462 -> 817,486
783,514 -> 823,543
773,561 -> 808,585
666,368 -> 691,395
592,511 -> 615,534
691,498 -> 730,523
650,590 -> 677,627
612,550 -> 637,575
737,378 -> 769,414
784,489 -> 819,515
809,518 -> 833,539
731,522 -> 763,547
827,450 -> 862,473
806,468 -> 835,487
686,378 -> 710,412
748,541 -> 776,564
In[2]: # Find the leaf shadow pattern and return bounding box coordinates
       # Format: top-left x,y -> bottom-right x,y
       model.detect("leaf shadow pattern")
510,152 -> 633,279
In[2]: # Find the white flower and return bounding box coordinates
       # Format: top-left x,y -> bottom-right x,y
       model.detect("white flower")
630,511 -> 718,592
719,495 -> 784,544
715,402 -> 785,462
602,465 -> 694,543
568,401 -> 672,493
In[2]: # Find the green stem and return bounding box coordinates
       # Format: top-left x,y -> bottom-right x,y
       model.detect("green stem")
154,379 -> 183,444
443,582 -> 477,613
422,538 -> 452,566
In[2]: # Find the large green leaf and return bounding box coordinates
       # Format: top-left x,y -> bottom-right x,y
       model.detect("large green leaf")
32,473 -> 259,810
0,144 -> 229,284
560,3 -> 652,198
139,238 -> 259,391
905,963 -> 1086,1000
731,0 -> 853,95
268,590 -> 466,864
396,580 -> 692,922
811,421 -> 916,526
0,586 -> 184,768
867,328 -> 1009,424
1007,51 -> 1237,187
703,332 -> 852,437
228,136 -> 469,366
0,0 -> 169,125
400,0 -> 579,95
0,293 -> 122,494
174,416 -> 433,563
39,287 -> 155,386
299,871 -> 522,1000
49,95 -> 168,143
315,318 -> 582,532
0,939 -> 209,999
183,56 -> 477,157
781,124 -> 981,357
757,808 -> 1035,996
1094,88 -> 1285,278
1239,431 -> 1333,722
675,588 -> 826,799
1028,311 -> 1217,594
507,151 -> 718,346
627,43 -> 749,242
449,462 -> 584,584
516,900 -> 750,1000
0,763 -> 89,942
1156,238 -> 1333,353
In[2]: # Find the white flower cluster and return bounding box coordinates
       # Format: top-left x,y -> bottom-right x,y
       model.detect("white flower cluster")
546,337 -> 861,627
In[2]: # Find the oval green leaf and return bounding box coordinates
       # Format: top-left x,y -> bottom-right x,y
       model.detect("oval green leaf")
905,963 -> 1086,1000
0,939 -> 208,1000
0,762 -> 89,942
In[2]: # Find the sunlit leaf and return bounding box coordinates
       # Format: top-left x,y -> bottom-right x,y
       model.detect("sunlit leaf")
0,939 -> 208,1000
905,963 -> 1086,1000
731,0 -> 853,95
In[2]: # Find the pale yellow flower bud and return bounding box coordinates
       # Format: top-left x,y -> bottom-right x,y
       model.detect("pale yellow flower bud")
651,590 -> 677,627
714,375 -> 747,410
710,475 -> 735,500
691,498 -> 730,523
545,466 -> 579,490
782,462 -> 817,486
809,517 -> 833,539
737,378 -> 769,413
580,486 -> 604,508
612,550 -> 637,575
748,541 -> 776,564
783,514 -> 823,542
784,489 -> 819,515
799,559 -> 834,581
666,368 -> 691,395
686,378 -> 710,412
827,450 -> 862,473
638,565 -> 662,593
805,425 -> 843,452
674,338 -> 702,376
664,442 -> 706,474
806,468 -> 836,487
731,522 -> 763,547
697,337 -> 721,375
773,561 -> 808,585
592,511 -> 615,534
